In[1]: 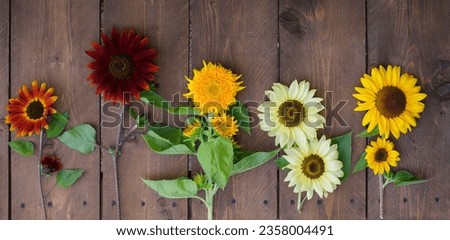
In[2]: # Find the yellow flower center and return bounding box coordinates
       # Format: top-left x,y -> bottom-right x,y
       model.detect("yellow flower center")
374,148 -> 388,162
109,54 -> 134,80
375,86 -> 406,118
301,154 -> 325,179
26,100 -> 44,120
278,100 -> 304,127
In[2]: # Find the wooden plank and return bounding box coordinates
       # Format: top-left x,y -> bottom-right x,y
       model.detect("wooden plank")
367,0 -> 450,219
279,0 -> 366,219
10,0 -> 100,219
102,0 -> 189,219
190,0 -> 279,219
0,0 -> 9,220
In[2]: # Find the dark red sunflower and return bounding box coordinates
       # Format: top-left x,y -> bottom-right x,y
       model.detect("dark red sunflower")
85,27 -> 159,103
5,80 -> 58,137
40,156 -> 63,176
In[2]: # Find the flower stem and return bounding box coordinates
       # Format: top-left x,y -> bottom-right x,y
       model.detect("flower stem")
379,174 -> 384,219
37,128 -> 47,220
297,193 -> 307,214
205,184 -> 219,220
111,104 -> 125,220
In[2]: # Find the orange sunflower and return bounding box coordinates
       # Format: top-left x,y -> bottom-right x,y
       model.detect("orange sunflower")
5,80 -> 58,137
86,27 -> 159,103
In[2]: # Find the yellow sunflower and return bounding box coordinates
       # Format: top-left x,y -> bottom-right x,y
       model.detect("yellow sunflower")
365,137 -> 400,175
284,136 -> 343,201
353,65 -> 427,139
210,114 -> 239,138
257,80 -> 325,148
184,61 -> 244,114
5,80 -> 58,137
183,120 -> 201,138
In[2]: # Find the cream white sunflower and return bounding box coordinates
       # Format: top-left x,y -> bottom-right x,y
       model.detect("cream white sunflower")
284,136 -> 343,201
257,80 -> 325,148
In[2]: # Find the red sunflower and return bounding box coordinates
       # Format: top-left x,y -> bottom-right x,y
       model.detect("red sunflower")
40,156 -> 63,176
85,27 -> 159,103
5,80 -> 58,137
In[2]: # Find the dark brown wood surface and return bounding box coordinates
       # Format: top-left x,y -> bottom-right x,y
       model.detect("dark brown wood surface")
10,0 -> 100,219
0,0 -> 9,220
279,0 -> 366,219
102,0 -> 189,219
190,0 -> 279,220
0,0 -> 448,219
367,0 -> 450,219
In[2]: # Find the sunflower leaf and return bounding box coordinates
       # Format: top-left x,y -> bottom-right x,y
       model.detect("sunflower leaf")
275,157 -> 289,170
393,170 -> 428,186
352,152 -> 368,174
46,112 -> 69,138
230,101 -> 251,134
143,124 -> 195,155
142,177 -> 198,199
231,148 -> 279,175
56,169 -> 84,188
57,124 -> 97,154
357,126 -> 379,138
197,137 -> 234,189
141,90 -> 199,115
8,140 -> 34,156
331,131 -> 352,182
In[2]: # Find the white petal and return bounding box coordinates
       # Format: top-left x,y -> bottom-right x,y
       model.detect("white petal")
289,80 -> 299,97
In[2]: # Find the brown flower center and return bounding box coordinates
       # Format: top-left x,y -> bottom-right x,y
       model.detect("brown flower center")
278,100 -> 304,127
301,154 -> 325,179
26,100 -> 44,120
374,148 -> 388,162
375,86 -> 406,118
109,54 -> 134,80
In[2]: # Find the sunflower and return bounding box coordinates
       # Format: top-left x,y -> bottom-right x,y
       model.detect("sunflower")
353,65 -> 427,139
184,61 -> 244,114
365,137 -> 400,175
283,136 -> 343,200
257,80 -> 325,148
5,80 -> 57,137
40,156 -> 63,176
183,120 -> 201,138
210,114 -> 239,139
86,27 -> 159,103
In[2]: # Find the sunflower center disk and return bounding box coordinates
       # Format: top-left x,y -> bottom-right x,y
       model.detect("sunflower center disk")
374,148 -> 388,162
26,100 -> 45,120
109,54 -> 134,80
301,154 -> 325,179
375,86 -> 406,118
278,100 -> 304,127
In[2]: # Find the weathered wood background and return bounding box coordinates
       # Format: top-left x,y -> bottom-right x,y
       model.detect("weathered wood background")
0,0 -> 448,220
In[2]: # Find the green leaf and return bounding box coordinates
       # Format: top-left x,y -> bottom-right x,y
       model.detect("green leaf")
46,112 -> 69,138
129,108 -> 148,128
275,157 -> 289,170
141,90 -> 200,115
197,137 -> 234,189
230,101 -> 251,134
56,169 -> 84,188
357,126 -> 379,138
352,152 -> 368,174
233,149 -> 254,164
129,108 -> 138,120
143,124 -> 195,155
8,140 -> 34,156
330,131 -> 352,182
392,170 -> 428,186
57,124 -> 97,154
142,177 -> 198,199
231,148 -> 279,175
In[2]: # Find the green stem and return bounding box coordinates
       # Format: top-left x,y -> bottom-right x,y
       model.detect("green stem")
205,183 -> 219,220
379,174 -> 384,219
37,128 -> 47,220
297,193 -> 307,214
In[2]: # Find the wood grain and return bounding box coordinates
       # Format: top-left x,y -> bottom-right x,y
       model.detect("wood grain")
0,0 -> 9,220
10,0 -> 100,219
190,0 -> 279,219
102,0 -> 189,219
279,0 -> 366,219
367,0 -> 450,219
